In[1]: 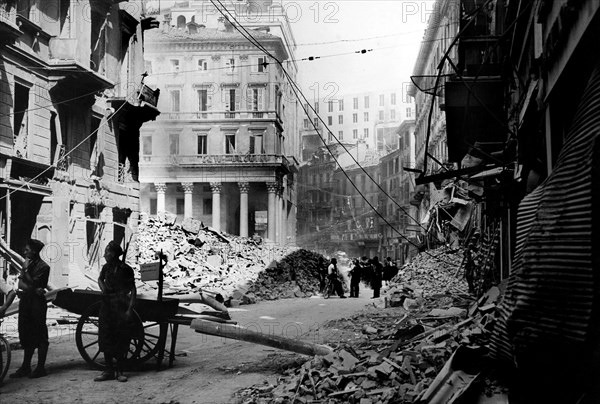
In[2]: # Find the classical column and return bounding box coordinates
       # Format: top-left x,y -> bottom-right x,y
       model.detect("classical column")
238,182 -> 250,238
155,183 -> 167,214
182,182 -> 194,219
266,182 -> 278,241
279,186 -> 287,245
210,182 -> 222,231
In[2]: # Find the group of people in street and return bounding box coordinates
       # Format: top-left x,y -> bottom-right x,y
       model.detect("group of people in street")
0,239 -> 136,383
317,255 -> 399,299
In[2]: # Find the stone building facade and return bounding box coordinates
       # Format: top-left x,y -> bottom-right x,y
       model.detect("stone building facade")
0,0 -> 159,287
139,16 -> 299,244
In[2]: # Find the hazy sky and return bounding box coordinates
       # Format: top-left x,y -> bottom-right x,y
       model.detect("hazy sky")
285,1 -> 431,96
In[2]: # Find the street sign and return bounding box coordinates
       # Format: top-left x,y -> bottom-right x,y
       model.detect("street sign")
140,261 -> 161,281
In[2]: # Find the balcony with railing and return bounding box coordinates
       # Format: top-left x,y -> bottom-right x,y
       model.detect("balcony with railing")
141,153 -> 291,171
161,110 -> 281,122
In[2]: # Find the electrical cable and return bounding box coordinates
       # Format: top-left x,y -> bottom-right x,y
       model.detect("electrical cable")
210,0 -> 458,266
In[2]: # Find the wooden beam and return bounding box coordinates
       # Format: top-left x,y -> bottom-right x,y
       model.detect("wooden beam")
190,319 -> 332,356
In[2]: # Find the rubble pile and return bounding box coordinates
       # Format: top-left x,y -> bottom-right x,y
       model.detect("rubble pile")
135,215 -> 298,301
235,249 -> 503,403
391,247 -> 467,296
244,249 -> 325,301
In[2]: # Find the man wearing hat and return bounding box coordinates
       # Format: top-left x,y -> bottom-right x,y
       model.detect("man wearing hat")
94,240 -> 136,383
10,239 -> 51,379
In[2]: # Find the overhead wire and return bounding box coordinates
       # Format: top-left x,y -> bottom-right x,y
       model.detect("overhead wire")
209,0 -> 458,266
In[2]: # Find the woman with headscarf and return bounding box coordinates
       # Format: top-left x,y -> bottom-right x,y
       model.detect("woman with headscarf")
94,240 -> 136,383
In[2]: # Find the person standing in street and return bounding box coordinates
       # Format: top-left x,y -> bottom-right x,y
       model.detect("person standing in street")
317,256 -> 327,294
349,259 -> 362,298
327,258 -> 347,298
95,241 -> 137,383
371,256 -> 383,299
10,239 -> 50,379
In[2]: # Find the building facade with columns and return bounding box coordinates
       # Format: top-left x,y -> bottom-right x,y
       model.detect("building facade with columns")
139,20 -> 298,244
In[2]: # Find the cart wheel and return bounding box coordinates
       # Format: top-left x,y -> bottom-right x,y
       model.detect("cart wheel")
75,301 -> 144,370
135,322 -> 168,364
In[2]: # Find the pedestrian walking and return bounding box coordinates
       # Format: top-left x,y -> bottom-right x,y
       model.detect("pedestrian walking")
371,256 -> 383,299
349,259 -> 362,298
10,239 -> 51,379
327,258 -> 346,298
317,256 -> 327,294
94,241 -> 137,383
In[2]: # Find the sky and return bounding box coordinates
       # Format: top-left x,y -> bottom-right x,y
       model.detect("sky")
283,1 -> 432,96
145,0 -> 432,98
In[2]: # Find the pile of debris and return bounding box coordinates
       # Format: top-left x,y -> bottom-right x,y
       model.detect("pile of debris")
135,216 -> 324,304
236,249 -> 505,403
391,247 -> 467,296
243,249 -> 324,301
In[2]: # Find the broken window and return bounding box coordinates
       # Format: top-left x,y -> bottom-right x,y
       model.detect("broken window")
170,59 -> 180,72
13,81 -> 30,158
198,59 -> 208,71
225,134 -> 236,154
197,135 -> 207,155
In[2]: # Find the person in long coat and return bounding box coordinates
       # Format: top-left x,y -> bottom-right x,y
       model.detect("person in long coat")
371,256 -> 383,299
94,241 -> 137,383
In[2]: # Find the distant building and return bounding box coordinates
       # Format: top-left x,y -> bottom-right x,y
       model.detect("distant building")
140,7 -> 299,245
300,89 -> 414,159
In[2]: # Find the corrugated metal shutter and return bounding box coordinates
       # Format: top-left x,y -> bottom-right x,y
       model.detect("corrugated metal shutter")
490,62 -> 600,365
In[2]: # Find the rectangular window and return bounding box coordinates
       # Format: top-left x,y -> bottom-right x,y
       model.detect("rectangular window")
303,119 -> 309,129
327,132 -> 332,143
249,134 -> 264,154
197,59 -> 208,71
170,90 -> 180,112
169,134 -> 179,155
338,130 -> 343,140
198,89 -> 211,112
338,115 -> 343,124
176,198 -> 184,215
197,134 -> 207,154
225,134 -> 236,154
226,58 -> 235,73
391,109 -> 396,120
150,199 -> 157,215
353,113 -> 358,123
224,88 -> 239,116
379,110 -> 384,121
253,56 -> 267,73
352,129 -> 358,139
364,112 -> 369,122
391,93 -> 396,105
313,117 -> 318,127
328,101 -> 334,112
170,59 -> 180,72
246,87 -> 264,116
364,128 -> 369,138
13,82 -> 30,139
314,102 -> 319,113
406,107 -> 412,118
203,198 -> 212,214
353,97 -> 358,109
338,99 -> 344,111
379,94 -> 384,106
327,116 -> 332,125
142,136 -> 152,155
364,96 -> 370,108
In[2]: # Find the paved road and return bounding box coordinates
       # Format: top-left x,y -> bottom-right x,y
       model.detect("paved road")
0,289 -> 377,404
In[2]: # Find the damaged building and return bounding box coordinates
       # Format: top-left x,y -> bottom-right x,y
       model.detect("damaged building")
0,0 -> 160,287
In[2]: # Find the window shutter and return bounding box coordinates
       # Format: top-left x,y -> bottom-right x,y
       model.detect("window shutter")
258,89 -> 264,110
207,92 -> 212,110
246,87 -> 253,110
251,58 -> 257,73
235,89 -> 241,111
